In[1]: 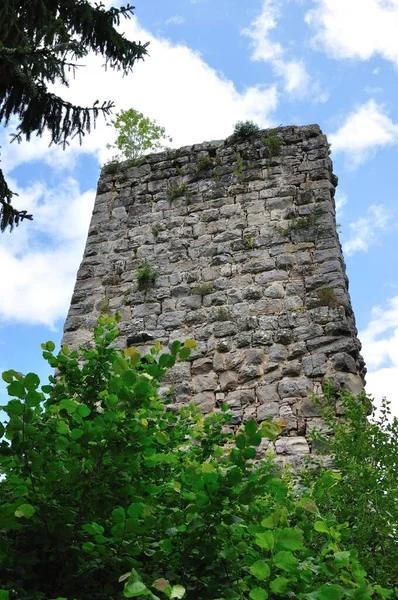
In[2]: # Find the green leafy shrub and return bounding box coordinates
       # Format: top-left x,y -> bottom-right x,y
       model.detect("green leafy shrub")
233,151 -> 244,178
211,166 -> 223,187
196,155 -> 214,173
107,108 -> 172,161
191,282 -> 214,296
100,295 -> 109,312
136,261 -> 159,291
244,234 -> 256,250
262,129 -> 283,158
317,287 -> 341,307
102,160 -> 120,175
166,182 -> 188,202
0,319 -> 393,600
216,306 -> 231,321
232,120 -> 260,139
278,206 -> 324,236
302,387 -> 398,589
152,225 -> 161,239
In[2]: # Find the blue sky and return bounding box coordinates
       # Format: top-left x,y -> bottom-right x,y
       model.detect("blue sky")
1,0 -> 398,415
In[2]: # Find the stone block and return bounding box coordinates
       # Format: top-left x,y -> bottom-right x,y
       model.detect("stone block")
226,389 -> 256,408
193,373 -> 218,393
192,357 -> 213,375
332,352 -> 357,373
278,378 -> 309,398
275,437 -> 310,455
295,397 -> 321,418
302,353 -> 327,377
268,344 -> 288,362
214,321 -> 238,337
220,370 -> 239,391
157,311 -> 186,329
192,392 -> 215,413
256,384 -> 279,403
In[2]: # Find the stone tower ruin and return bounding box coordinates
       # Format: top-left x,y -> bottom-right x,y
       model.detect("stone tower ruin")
63,124 -> 366,465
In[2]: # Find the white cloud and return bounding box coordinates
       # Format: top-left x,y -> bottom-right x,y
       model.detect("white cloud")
343,204 -> 392,256
366,367 -> 398,416
329,99 -> 398,166
242,0 -> 326,101
305,0 -> 398,68
360,296 -> 398,415
242,1 -> 283,63
335,191 -> 348,218
274,59 -> 311,95
360,296 -> 398,369
0,178 -> 94,328
166,15 -> 185,25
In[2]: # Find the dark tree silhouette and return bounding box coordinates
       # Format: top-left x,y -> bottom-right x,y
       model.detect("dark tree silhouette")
0,1 -> 148,231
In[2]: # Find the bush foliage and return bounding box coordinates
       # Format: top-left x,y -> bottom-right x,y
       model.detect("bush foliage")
232,121 -> 260,140
303,386 -> 398,588
0,316 -> 396,599
107,109 -> 172,162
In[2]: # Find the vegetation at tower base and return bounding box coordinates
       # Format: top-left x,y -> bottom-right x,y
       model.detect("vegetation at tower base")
0,1 -> 148,232
302,387 -> 398,589
0,317 -> 395,600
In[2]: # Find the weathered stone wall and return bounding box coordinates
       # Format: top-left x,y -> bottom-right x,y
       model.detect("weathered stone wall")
63,124 -> 366,465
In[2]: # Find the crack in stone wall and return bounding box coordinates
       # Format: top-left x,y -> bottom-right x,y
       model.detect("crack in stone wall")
62,124 -> 366,467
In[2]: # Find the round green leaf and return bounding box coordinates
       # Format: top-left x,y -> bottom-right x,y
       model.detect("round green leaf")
112,507 -> 126,523
273,551 -> 298,573
124,581 -> 149,597
70,428 -> 84,440
244,447 -> 257,460
5,399 -> 24,416
314,521 -> 329,534
179,347 -> 190,361
270,577 -> 289,594
155,431 -> 170,445
2,370 -> 17,383
170,585 -> 186,599
78,404 -> 91,417
249,588 -> 268,600
7,381 -> 25,399
298,497 -> 320,515
127,503 -> 144,518
55,436 -> 70,451
245,419 -> 258,436
250,560 -> 271,581
59,399 -> 78,414
236,434 -> 246,449
255,531 -> 275,550
15,503 -> 36,518
24,373 -> 40,391
82,541 -> 95,554
56,421 -> 70,435
318,584 -> 344,600
277,528 -> 304,551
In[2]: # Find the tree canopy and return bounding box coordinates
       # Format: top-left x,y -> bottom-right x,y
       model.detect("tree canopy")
0,1 -> 149,232
107,108 -> 172,162
0,316 -> 396,599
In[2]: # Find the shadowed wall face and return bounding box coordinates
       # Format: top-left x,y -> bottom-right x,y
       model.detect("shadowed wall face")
63,124 -> 366,466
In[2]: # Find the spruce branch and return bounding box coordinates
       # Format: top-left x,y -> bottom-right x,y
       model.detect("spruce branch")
0,0 -> 149,232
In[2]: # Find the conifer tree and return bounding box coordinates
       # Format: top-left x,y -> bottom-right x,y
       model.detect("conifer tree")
0,1 -> 148,232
